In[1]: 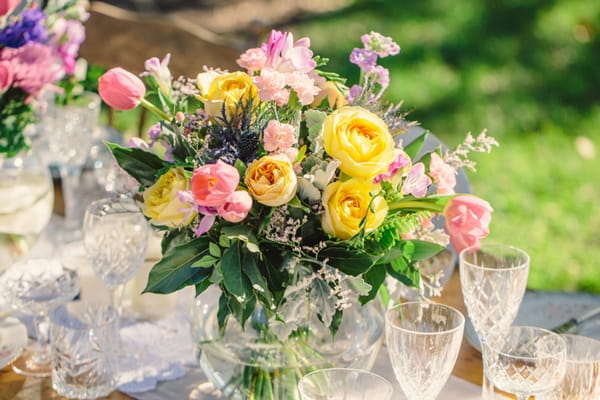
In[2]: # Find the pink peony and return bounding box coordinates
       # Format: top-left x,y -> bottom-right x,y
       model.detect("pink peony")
236,47 -> 267,74
429,153 -> 456,195
0,0 -> 19,16
286,71 -> 319,105
0,43 -> 64,95
402,162 -> 432,198
218,190 -> 253,223
444,195 -> 493,253
191,160 -> 240,207
98,67 -> 146,110
0,60 -> 14,92
263,120 -> 296,152
254,69 -> 290,106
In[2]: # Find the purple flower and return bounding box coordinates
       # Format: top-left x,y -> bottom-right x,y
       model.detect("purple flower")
371,65 -> 390,88
147,122 -> 161,143
0,8 -> 48,48
346,84 -> 363,103
361,31 -> 400,58
349,48 -> 377,72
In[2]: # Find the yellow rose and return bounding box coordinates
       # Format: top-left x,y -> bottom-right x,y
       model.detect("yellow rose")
244,155 -> 297,207
322,106 -> 395,179
196,71 -> 258,117
321,178 -> 388,240
142,167 -> 197,227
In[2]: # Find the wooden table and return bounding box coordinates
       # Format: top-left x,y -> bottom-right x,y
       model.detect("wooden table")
0,271 -> 510,400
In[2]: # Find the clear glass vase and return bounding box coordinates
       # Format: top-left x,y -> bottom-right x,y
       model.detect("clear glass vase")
190,287 -> 385,400
0,149 -> 54,271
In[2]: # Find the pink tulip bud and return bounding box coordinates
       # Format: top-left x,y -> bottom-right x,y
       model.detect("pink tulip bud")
191,160 -> 240,208
98,67 -> 146,110
218,190 -> 253,223
444,195 -> 493,253
0,0 -> 19,16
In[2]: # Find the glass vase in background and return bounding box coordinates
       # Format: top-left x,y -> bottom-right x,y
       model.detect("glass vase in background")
35,92 -> 101,243
0,149 -> 54,271
189,284 -> 385,400
298,368 -> 393,400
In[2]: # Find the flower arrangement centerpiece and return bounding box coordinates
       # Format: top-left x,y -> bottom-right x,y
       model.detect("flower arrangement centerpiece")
99,30 -> 497,399
0,0 -> 88,157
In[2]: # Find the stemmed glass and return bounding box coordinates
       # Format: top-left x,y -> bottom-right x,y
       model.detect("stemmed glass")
36,92 -> 101,243
82,197 -> 150,317
298,368 -> 394,400
385,301 -> 465,400
0,258 -> 79,377
484,326 -> 566,400
459,243 -> 530,399
538,334 -> 600,400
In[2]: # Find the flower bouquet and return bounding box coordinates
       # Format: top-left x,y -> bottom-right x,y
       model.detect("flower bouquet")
0,0 -> 88,157
99,30 -> 497,399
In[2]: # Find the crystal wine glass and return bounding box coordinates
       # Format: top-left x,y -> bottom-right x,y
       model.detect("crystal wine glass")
537,334 -> 600,400
0,258 -> 79,377
298,368 -> 394,400
385,301 -> 465,400
82,197 -> 149,317
459,243 -> 530,399
36,92 -> 101,243
484,326 -> 566,400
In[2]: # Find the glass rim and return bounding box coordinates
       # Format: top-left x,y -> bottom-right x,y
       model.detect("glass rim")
85,196 -> 141,216
459,243 -> 530,272
559,333 -> 600,364
487,325 -> 566,361
49,301 -> 119,330
298,367 -> 393,394
385,301 -> 466,335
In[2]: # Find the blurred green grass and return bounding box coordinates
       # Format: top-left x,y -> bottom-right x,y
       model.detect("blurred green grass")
284,0 -> 600,292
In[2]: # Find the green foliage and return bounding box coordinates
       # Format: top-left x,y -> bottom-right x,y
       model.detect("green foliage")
107,143 -> 168,187
0,89 -> 35,157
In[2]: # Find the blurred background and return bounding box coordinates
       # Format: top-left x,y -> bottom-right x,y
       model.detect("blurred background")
84,0 -> 600,292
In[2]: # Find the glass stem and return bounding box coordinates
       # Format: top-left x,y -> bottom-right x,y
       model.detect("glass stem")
59,164 -> 83,232
109,284 -> 125,317
32,311 -> 49,364
480,340 -> 496,399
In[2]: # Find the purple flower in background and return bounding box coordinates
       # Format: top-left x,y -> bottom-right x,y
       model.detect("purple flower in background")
147,122 -> 161,144
349,48 -> 377,72
361,31 -> 400,58
0,8 -> 48,48
371,65 -> 390,88
52,19 -> 85,75
346,84 -> 362,103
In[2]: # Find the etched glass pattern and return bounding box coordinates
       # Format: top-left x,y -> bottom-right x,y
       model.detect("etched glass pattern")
385,302 -> 464,400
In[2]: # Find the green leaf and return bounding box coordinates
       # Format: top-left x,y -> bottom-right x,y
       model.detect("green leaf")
403,131 -> 429,161
209,242 -> 221,258
217,292 -> 230,331
221,242 -> 253,302
404,240 -> 445,261
219,235 -> 231,248
318,246 -> 377,276
144,237 -> 212,294
190,255 -> 218,268
106,142 -> 167,187
242,249 -> 274,306
221,226 -> 260,253
234,159 -> 247,180
194,277 -> 212,297
387,257 -> 420,287
359,265 -> 387,305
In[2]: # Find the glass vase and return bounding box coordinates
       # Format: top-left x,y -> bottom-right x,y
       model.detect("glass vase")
0,149 -> 54,271
190,287 -> 385,400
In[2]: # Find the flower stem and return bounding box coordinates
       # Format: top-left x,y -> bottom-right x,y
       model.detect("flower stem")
140,98 -> 171,121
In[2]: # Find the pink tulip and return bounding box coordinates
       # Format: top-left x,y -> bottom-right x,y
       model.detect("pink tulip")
191,160 -> 240,207
0,0 -> 19,16
218,190 -> 253,223
0,60 -> 14,92
444,195 -> 493,253
98,67 -> 146,110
